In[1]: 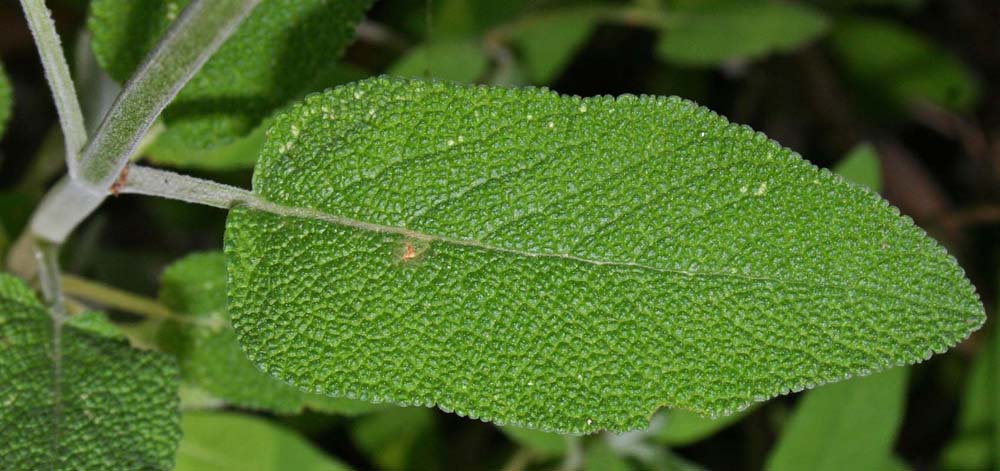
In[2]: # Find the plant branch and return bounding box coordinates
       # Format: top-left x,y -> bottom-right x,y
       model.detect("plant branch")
77,0 -> 260,192
34,239 -> 66,319
19,0 -> 87,173
120,164 -> 256,209
61,274 -> 217,326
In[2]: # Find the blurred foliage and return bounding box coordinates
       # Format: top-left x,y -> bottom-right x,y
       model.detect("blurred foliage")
0,0 -> 996,469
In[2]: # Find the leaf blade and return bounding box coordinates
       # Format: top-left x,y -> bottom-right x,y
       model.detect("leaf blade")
0,274 -> 180,469
225,77 -> 983,433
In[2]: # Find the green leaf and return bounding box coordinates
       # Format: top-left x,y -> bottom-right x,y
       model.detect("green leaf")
506,8 -> 602,84
835,144 -> 881,191
388,38 -> 488,84
763,142 -> 901,470
0,62 -> 11,139
501,425 -> 568,457
225,77 -> 983,433
175,411 -> 351,471
764,368 -> 908,471
0,273 -> 180,469
653,407 -> 753,446
89,0 -> 372,149
584,440 -> 634,471
159,252 -> 381,415
351,406 -> 442,471
656,2 -> 829,66
147,122 -> 265,170
828,17 -> 980,113
145,65 -> 367,170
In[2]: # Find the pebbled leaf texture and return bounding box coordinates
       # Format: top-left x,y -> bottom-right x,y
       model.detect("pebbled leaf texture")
0,274 -> 180,469
225,77 -> 984,433
159,252 -> 380,415
88,0 -> 372,149
0,62 -> 11,139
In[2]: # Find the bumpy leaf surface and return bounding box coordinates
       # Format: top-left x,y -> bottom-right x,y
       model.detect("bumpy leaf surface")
159,252 -> 379,415
175,412 -> 351,471
0,274 -> 180,469
225,77 -> 983,433
88,0 -> 372,149
657,2 -> 828,66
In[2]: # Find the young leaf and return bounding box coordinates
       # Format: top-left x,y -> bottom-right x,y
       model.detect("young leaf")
764,368 -> 908,471
828,17 -> 980,113
225,77 -> 983,433
656,2 -> 829,66
389,38 -> 489,84
88,0 -> 373,149
159,251 -> 380,415
0,62 -> 11,138
175,411 -> 351,471
0,274 -> 180,469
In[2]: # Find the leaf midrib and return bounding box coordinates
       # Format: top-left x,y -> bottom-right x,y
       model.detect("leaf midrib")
235,197 -> 957,314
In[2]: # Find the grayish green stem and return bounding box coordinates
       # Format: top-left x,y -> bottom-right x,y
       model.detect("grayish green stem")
77,0 -> 261,192
121,164 -> 255,209
19,0 -> 87,173
28,177 -> 105,243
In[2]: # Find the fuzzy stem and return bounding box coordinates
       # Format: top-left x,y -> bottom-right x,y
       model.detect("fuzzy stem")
18,0 -> 87,173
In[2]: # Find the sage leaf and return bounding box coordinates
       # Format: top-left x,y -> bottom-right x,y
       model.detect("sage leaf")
88,0 -> 372,149
175,411 -> 351,471
225,77 -> 983,433
656,2 -> 828,66
159,252 -> 381,415
0,274 -> 180,469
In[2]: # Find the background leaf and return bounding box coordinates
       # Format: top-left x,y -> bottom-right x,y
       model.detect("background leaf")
656,1 -> 829,66
350,406 -> 442,471
88,0 -> 373,149
388,38 -> 488,84
501,425 -> 568,457
652,407 -> 754,446
158,251 -> 381,415
0,273 -> 180,469
225,77 -> 982,433
828,17 -> 980,113
764,368 -> 908,471
504,8 -> 602,84
175,411 -> 351,471
0,62 -> 11,139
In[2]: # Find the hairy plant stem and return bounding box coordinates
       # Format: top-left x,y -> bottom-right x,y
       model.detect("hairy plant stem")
21,0 -> 259,249
19,0 -> 87,173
